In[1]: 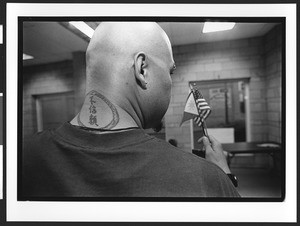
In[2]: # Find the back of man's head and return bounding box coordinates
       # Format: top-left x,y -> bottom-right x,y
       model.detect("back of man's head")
84,22 -> 175,129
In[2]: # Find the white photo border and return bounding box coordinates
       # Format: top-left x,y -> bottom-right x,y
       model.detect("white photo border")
6,3 -> 297,222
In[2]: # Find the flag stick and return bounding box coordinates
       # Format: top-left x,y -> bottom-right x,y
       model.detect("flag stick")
202,121 -> 209,137
190,119 -> 195,150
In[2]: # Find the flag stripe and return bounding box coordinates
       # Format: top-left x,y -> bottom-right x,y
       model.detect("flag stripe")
181,86 -> 212,127
196,98 -> 206,102
192,88 -> 211,127
198,105 -> 210,109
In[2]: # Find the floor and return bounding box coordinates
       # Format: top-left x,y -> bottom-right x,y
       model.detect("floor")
231,167 -> 282,198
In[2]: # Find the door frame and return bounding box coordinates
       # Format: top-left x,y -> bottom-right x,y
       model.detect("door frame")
34,91 -> 74,132
189,78 -> 251,149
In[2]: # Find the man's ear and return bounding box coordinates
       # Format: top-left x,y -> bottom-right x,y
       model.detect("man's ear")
134,52 -> 148,89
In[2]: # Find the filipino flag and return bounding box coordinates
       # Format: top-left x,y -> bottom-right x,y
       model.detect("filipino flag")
180,85 -> 211,127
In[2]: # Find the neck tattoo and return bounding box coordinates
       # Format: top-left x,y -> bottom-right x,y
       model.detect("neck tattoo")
77,90 -> 120,130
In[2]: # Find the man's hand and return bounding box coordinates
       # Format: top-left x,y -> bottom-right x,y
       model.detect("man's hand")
198,135 -> 231,174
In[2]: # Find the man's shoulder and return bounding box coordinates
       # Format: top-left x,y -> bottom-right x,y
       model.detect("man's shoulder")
24,129 -> 52,146
24,123 -> 66,146
141,136 -> 223,172
139,136 -> 239,197
23,128 -> 57,160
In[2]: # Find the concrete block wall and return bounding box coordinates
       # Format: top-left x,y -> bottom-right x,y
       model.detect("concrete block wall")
22,60 -> 73,140
166,25 -> 282,152
22,26 -> 282,154
264,25 -> 282,143
166,37 -> 265,152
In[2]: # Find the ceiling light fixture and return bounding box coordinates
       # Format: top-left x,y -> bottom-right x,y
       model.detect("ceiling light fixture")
23,53 -> 34,60
69,21 -> 94,38
203,22 -> 236,33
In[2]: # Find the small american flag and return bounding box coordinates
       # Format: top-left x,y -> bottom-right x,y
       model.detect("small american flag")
192,88 -> 211,127
180,85 -> 211,129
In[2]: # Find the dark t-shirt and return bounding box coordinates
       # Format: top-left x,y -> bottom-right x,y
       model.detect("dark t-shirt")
22,122 -> 240,198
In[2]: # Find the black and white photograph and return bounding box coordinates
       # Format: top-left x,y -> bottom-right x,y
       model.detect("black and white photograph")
20,19 -> 284,201
4,2 -> 297,223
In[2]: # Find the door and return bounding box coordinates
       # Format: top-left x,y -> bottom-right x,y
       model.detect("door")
36,92 -> 75,132
191,79 -> 249,149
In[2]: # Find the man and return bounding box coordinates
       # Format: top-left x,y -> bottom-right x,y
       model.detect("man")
22,22 -> 239,198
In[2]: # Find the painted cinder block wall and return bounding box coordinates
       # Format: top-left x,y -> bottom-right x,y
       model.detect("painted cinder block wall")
264,25 -> 282,143
22,25 -> 282,152
22,60 -> 74,141
165,24 -> 282,152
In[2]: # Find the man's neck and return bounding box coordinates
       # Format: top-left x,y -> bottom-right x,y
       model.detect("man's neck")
70,90 -> 139,130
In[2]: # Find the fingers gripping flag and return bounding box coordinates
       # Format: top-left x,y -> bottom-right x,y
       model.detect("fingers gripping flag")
180,85 -> 211,127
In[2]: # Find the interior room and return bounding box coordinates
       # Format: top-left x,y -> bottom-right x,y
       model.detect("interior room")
22,20 -> 283,198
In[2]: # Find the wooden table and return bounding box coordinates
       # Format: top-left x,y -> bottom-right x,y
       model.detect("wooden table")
222,142 -> 282,167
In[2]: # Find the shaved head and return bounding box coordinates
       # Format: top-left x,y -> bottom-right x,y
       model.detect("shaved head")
86,22 -> 172,88
83,22 -> 175,129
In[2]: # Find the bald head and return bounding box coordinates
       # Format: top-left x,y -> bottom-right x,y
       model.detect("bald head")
84,22 -> 175,129
86,22 -> 172,90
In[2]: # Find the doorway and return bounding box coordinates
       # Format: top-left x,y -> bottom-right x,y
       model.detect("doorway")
35,92 -> 75,132
190,78 -> 250,149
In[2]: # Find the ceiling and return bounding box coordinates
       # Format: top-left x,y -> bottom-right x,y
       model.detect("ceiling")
23,22 -> 278,66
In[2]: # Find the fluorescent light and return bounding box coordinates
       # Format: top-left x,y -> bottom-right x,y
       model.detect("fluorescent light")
69,21 -> 94,38
203,22 -> 236,33
23,53 -> 34,60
